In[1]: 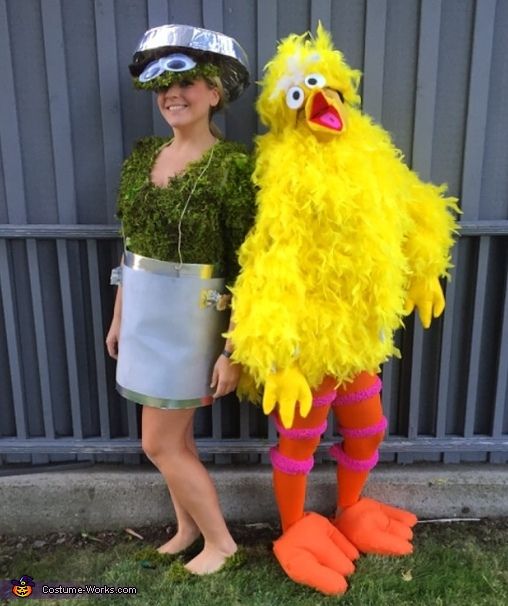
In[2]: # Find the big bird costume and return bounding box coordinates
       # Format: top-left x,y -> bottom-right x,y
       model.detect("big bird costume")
229,25 -> 458,595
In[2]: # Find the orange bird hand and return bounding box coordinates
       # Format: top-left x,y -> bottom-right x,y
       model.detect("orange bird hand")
273,512 -> 359,595
334,498 -> 418,555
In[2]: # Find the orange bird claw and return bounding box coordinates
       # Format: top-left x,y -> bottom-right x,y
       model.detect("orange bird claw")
334,497 -> 418,555
273,512 -> 359,595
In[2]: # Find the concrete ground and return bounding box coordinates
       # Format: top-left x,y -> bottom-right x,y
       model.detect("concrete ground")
1,463 -> 507,535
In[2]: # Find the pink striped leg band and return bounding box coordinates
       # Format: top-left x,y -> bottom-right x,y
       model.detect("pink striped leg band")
333,376 -> 382,407
270,447 -> 314,475
311,391 -> 337,408
339,416 -> 388,438
273,416 -> 328,439
329,443 -> 379,472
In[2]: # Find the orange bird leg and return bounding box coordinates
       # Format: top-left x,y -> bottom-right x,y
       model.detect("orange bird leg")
331,372 -> 385,511
270,377 -> 360,595
330,372 -> 417,555
271,377 -> 336,532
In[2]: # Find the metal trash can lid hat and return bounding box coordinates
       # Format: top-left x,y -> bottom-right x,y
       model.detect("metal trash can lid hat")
130,24 -> 250,100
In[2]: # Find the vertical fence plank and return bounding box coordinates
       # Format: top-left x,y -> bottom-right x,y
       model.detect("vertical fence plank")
26,239 -> 54,439
203,0 -> 226,137
320,409 -> 334,461
147,0 -> 168,27
147,0 -> 170,137
412,0 -> 441,177
239,400 -> 258,463
202,0 -> 224,32
41,0 -> 78,464
123,401 -> 140,465
460,0 -> 496,220
311,0 -> 332,31
204,0 -> 227,454
261,414 -> 277,465
402,326 -> 423,465
212,400 -> 223,441
0,0 -> 27,224
56,240 -> 83,439
86,239 -> 110,438
212,399 -> 231,464
0,240 -> 26,438
256,0 -> 277,80
490,275 -> 508,462
362,0 -> 387,121
398,0 -> 442,464
381,360 -> 394,432
0,0 -> 28,448
40,0 -> 76,224
94,0 -> 125,221
436,245 -> 461,463
126,401 -> 139,440
464,237 -> 490,437
239,399 -> 250,439
256,0 -> 277,133
324,409 -> 334,441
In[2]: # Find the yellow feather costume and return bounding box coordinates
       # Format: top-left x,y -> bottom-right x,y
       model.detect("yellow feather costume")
230,25 -> 458,398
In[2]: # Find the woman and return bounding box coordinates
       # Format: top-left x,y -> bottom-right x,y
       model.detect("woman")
105,25 -> 254,574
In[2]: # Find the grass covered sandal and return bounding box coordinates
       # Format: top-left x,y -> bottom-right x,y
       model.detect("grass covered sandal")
220,546 -> 248,571
165,559 -> 195,583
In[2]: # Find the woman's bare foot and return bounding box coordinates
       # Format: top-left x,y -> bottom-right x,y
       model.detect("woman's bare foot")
184,540 -> 237,575
157,527 -> 201,555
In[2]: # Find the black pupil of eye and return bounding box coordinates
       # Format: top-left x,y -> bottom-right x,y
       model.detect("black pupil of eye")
308,78 -> 317,85
338,91 -> 345,102
292,90 -> 300,100
170,59 -> 186,70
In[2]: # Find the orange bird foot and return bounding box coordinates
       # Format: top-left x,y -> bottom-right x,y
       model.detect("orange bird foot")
273,512 -> 359,595
334,497 -> 418,556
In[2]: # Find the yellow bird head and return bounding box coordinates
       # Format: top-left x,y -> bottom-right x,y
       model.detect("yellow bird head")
257,23 -> 361,137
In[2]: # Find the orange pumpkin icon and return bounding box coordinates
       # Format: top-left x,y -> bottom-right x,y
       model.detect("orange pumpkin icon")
11,575 -> 35,598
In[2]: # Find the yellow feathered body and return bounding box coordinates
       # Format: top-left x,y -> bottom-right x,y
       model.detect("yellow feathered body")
230,27 -> 458,398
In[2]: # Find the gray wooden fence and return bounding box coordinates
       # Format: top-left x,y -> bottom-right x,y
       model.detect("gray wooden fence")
0,0 -> 507,467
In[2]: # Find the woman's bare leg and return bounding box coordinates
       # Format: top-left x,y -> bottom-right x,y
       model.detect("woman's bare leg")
156,417 -> 201,554
142,406 -> 237,573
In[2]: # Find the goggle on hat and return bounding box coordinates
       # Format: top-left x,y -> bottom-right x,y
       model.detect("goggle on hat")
129,24 -> 250,100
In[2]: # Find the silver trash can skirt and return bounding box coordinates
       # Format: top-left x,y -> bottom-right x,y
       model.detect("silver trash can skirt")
116,251 -> 229,409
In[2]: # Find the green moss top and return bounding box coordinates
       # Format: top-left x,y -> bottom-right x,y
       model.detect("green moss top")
116,136 -> 256,284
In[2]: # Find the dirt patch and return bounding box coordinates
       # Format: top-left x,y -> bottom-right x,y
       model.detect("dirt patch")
1,518 -> 507,564
0,521 -> 278,561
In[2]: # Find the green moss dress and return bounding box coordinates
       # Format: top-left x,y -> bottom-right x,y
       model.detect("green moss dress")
115,136 -> 256,409
117,136 -> 256,285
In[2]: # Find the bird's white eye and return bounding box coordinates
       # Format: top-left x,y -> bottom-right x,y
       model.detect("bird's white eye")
304,73 -> 326,88
286,86 -> 305,109
160,53 -> 197,73
139,60 -> 165,82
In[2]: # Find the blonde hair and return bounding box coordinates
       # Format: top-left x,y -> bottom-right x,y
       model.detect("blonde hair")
206,76 -> 227,139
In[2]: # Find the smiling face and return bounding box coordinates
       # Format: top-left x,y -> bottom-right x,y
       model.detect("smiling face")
156,78 -> 220,131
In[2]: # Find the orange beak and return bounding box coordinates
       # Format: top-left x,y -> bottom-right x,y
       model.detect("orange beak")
305,89 -> 347,135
